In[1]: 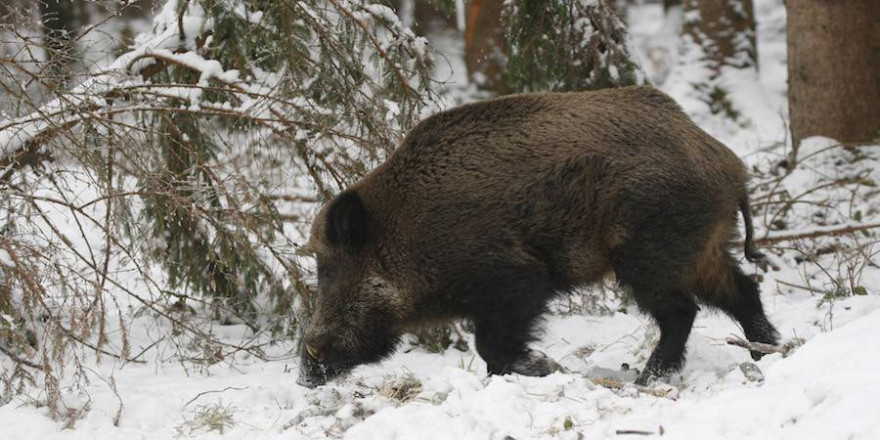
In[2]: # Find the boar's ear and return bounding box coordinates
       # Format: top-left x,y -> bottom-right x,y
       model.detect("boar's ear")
325,191 -> 369,250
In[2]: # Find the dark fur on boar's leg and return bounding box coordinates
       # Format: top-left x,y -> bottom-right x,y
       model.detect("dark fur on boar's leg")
297,86 -> 779,388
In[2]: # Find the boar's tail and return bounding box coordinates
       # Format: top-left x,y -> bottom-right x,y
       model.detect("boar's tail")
739,195 -> 766,263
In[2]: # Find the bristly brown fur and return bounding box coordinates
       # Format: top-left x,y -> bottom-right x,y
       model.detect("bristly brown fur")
298,86 -> 779,387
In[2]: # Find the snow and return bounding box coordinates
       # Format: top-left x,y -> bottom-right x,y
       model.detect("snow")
363,4 -> 400,24
348,307 -> 880,440
2,291 -> 879,439
3,1 -> 880,439
0,0 -> 219,158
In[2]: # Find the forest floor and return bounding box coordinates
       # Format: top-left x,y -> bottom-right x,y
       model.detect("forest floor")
3,1 -> 880,439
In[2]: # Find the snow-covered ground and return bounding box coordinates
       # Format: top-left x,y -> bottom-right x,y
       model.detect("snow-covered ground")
3,276 -> 879,439
4,1 -> 880,439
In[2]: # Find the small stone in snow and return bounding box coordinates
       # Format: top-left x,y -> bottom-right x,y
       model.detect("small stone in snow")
740,362 -> 765,382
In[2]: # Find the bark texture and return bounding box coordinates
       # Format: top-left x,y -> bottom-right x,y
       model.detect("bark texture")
679,0 -> 756,120
787,0 -> 880,150
683,0 -> 756,69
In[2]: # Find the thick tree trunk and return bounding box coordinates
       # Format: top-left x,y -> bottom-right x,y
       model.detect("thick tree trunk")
683,0 -> 756,69
465,0 -> 508,94
679,0 -> 756,120
40,0 -> 77,55
787,0 -> 880,153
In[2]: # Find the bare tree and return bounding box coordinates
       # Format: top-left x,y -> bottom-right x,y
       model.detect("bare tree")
787,0 -> 880,158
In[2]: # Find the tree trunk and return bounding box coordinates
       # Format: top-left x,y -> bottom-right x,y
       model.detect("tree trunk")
39,0 -> 78,87
409,0 -> 456,34
787,0 -> 880,154
465,0 -> 508,94
683,0 -> 756,69
40,0 -> 77,55
680,0 -> 756,120
397,0 -> 414,28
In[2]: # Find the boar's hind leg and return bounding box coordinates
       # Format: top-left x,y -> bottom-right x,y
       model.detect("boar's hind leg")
611,244 -> 699,385
633,300 -> 698,385
699,265 -> 780,360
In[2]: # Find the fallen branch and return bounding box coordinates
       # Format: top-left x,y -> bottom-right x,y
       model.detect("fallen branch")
726,336 -> 802,357
774,279 -> 820,295
752,221 -> 880,246
590,377 -> 678,400
615,429 -> 656,436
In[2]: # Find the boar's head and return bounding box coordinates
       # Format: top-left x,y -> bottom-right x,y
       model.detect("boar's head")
298,191 -> 404,388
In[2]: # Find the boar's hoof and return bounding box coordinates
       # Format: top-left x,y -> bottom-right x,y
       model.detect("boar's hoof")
297,357 -> 328,388
634,372 -> 653,386
297,372 -> 326,389
635,368 -> 671,386
509,350 -> 562,377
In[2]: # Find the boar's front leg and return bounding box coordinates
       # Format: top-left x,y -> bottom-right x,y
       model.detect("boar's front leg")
474,312 -> 558,377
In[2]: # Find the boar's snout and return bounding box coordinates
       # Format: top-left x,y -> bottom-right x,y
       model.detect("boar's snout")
297,352 -> 330,388
296,332 -> 351,388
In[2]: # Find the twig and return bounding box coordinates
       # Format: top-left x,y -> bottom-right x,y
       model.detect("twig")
177,0 -> 190,42
774,279 -> 820,295
615,429 -> 655,436
84,367 -> 125,427
110,375 -> 124,427
0,344 -> 41,369
129,337 -> 166,363
183,386 -> 249,408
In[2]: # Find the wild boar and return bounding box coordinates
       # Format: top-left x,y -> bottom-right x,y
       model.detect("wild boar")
297,86 -> 779,388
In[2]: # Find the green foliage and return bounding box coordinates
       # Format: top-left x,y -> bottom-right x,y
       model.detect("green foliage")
697,83 -> 742,121
503,0 -> 646,92
127,0 -> 437,331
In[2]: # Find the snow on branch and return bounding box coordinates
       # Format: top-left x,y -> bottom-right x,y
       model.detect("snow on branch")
0,0 -> 437,403
1,0 -> 435,190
